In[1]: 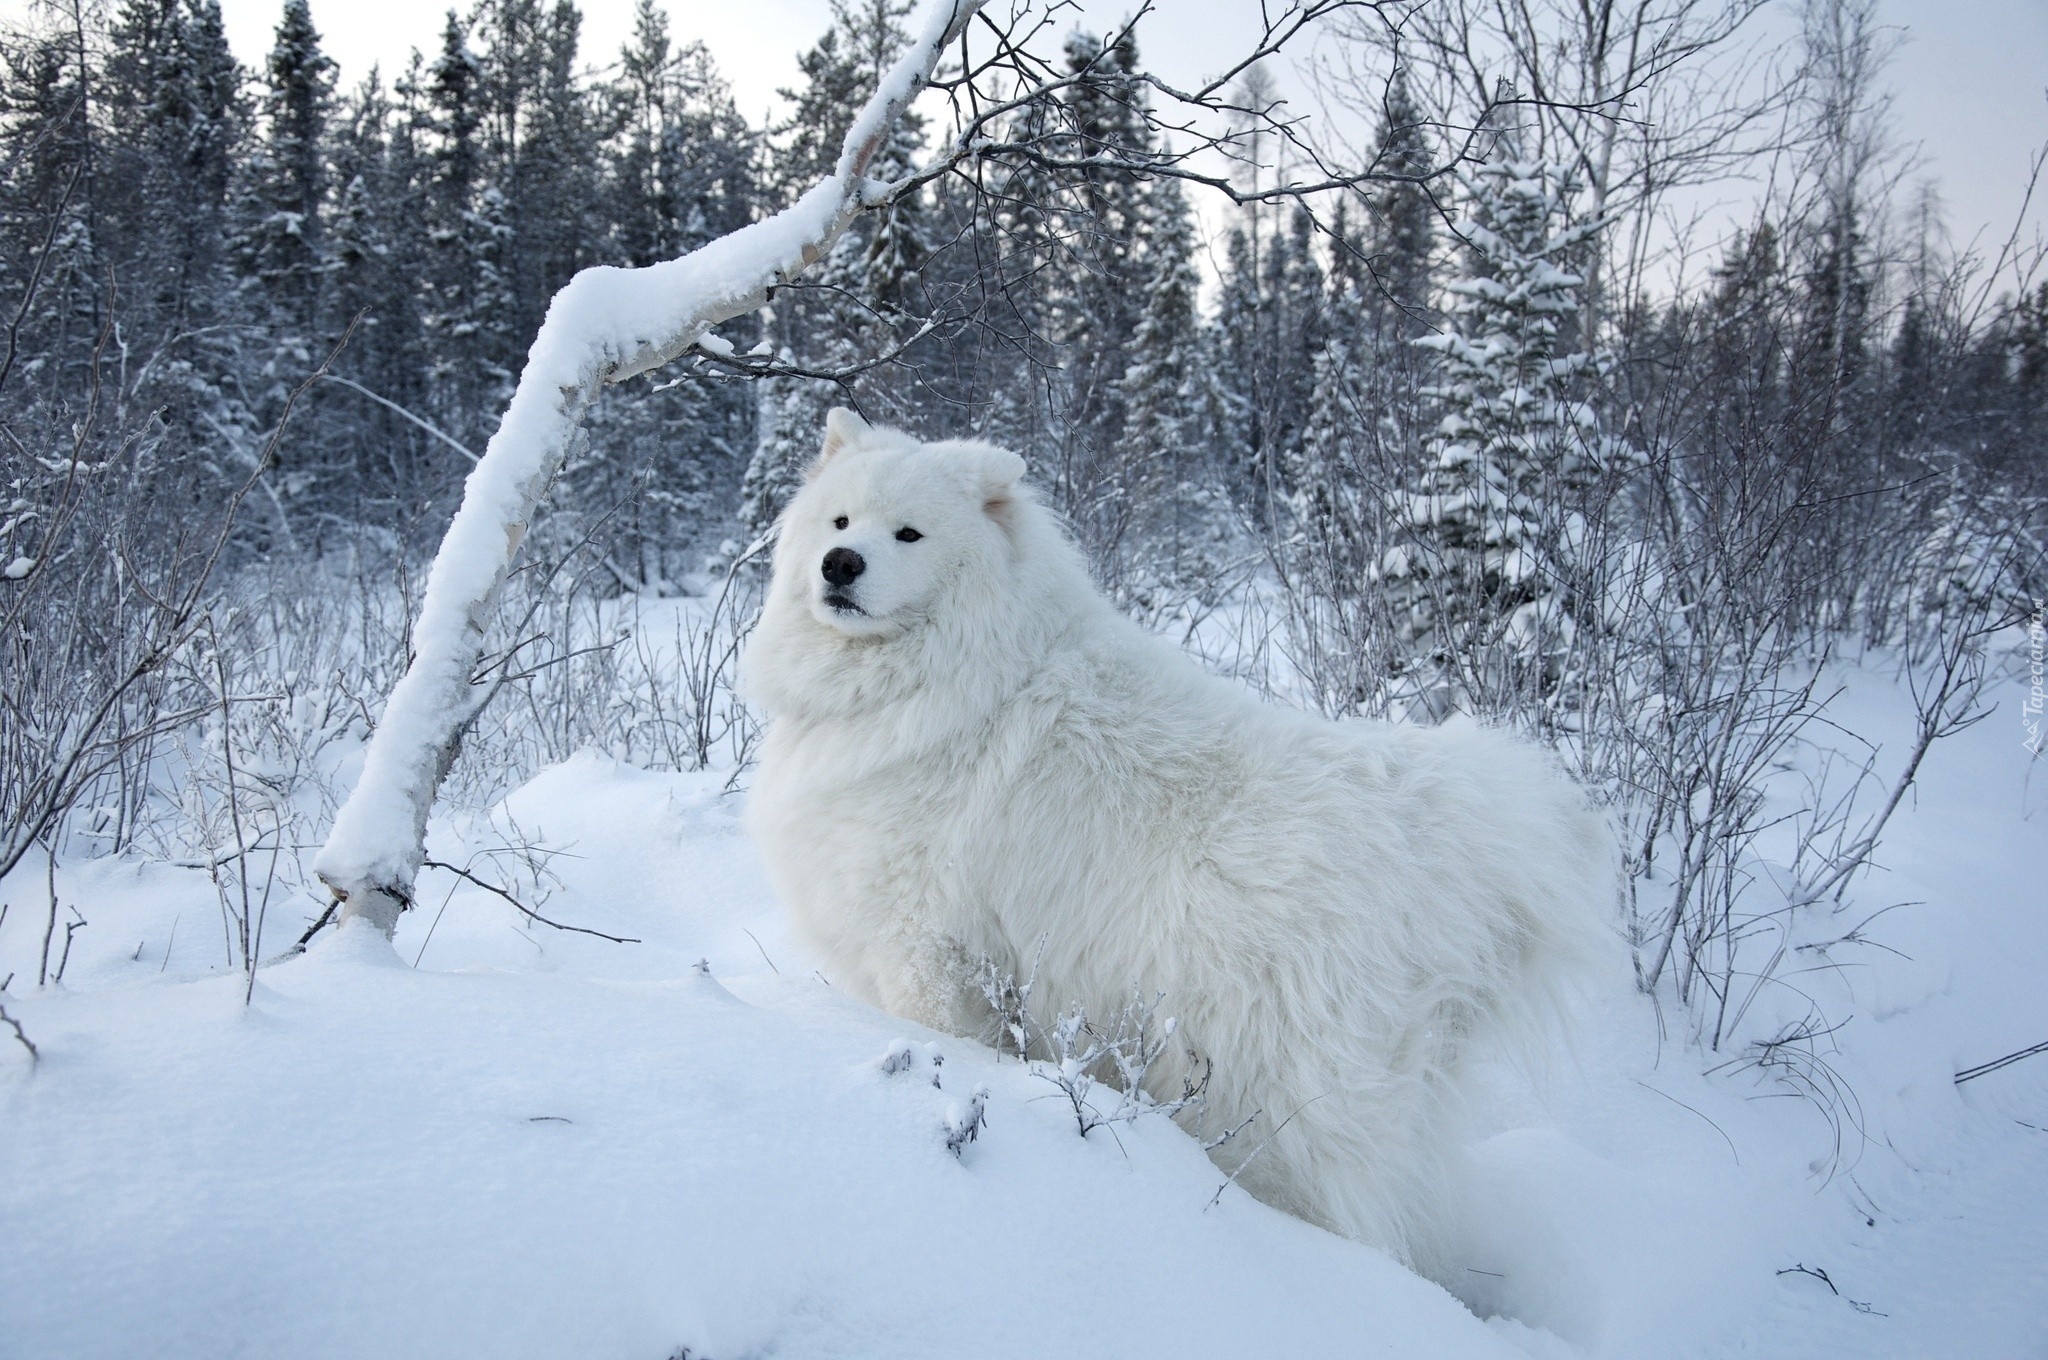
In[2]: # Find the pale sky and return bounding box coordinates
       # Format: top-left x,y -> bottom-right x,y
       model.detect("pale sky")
8,0 -> 2044,281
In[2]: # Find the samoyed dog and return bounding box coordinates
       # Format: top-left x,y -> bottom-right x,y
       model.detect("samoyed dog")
743,408 -> 1613,1274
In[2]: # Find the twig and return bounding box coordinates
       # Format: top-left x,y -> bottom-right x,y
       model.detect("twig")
421,858 -> 640,944
742,928 -> 780,974
1777,1263 -> 1837,1293
319,371 -> 480,465
1776,1264 -> 1886,1316
293,901 -> 338,951
1956,1040 -> 2048,1085
0,998 -> 35,1066
1204,1094 -> 1326,1212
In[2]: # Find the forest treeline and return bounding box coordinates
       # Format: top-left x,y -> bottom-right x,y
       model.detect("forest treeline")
2,0 -> 2043,591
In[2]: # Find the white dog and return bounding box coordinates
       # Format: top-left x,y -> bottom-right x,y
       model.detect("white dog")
743,409 -> 1613,1274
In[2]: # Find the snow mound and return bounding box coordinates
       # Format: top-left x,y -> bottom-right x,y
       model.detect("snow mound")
4,656 -> 2047,1358
1,760 -> 1522,1360
0,913 -> 1516,1360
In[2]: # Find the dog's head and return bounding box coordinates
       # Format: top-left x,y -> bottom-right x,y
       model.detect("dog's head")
773,408 -> 1027,641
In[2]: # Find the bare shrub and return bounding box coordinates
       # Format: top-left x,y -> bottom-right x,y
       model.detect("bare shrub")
977,956 -> 1211,1140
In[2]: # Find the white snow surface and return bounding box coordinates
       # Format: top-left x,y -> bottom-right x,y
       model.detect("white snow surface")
4,651 -> 2046,1359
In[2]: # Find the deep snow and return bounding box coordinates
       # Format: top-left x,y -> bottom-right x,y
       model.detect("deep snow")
1,649 -> 2044,1359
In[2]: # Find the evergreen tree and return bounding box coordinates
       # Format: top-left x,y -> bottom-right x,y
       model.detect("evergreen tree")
1044,29 -> 1155,570
1382,159 -> 1628,704
583,0 -> 760,583
236,0 -> 335,326
732,233 -> 864,548
1211,224 -> 1263,493
1364,66 -> 1435,338
1266,205 -> 1326,491
734,0 -> 922,549
512,0 -> 595,332
1120,174 -> 1207,468
327,71 -> 395,333
1118,171 -> 1224,575
418,11 -> 488,436
1054,28 -> 1150,446
737,361 -> 836,546
771,0 -> 916,198
1798,196 -> 1872,401
102,0 -> 242,328
1287,211 -> 1373,549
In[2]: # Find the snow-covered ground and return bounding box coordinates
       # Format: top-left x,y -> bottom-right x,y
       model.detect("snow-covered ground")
1,650 -> 2043,1359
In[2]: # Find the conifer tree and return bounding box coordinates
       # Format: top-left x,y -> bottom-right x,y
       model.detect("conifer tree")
1211,225 -> 1263,494
1364,66 -> 1435,339
1119,171 -> 1224,574
1381,159 -> 1628,702
737,362 -> 837,546
1120,173 -> 1207,469
735,0 -> 921,546
237,0 -> 335,325
1055,29 -> 1150,449
514,0 -> 595,326
1288,209 -> 1372,550
419,11 -> 486,436
103,0 -> 242,328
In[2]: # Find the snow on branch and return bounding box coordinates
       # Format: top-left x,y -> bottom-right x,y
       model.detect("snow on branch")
313,0 -> 985,935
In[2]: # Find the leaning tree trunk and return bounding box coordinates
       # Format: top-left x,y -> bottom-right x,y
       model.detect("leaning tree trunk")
314,0 -> 983,935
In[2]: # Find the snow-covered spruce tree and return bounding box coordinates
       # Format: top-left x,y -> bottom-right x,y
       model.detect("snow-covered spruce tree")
230,0 -> 341,531
1364,65 -> 1436,341
95,0 -> 251,489
737,358 -> 838,550
732,228 -> 866,552
103,0 -> 242,325
1286,214 -> 1371,558
511,0 -> 597,332
1268,207 -> 1327,497
1381,158 -> 1630,715
418,12 -> 486,440
589,0 -> 762,584
1210,223 -> 1263,498
1116,171 -> 1229,587
940,84 -> 1063,461
1041,28 -> 1155,577
1214,202 -> 1325,522
733,0 -> 928,549
233,0 -> 334,340
467,182 -> 519,402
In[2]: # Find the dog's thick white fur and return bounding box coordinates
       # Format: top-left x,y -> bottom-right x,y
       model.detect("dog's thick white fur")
744,409 -> 1613,1273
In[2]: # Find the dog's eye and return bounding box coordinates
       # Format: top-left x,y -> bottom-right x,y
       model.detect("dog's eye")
833,516 -> 849,531
895,527 -> 923,543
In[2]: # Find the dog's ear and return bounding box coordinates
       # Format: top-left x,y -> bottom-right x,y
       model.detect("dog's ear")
972,445 -> 1027,532
808,407 -> 871,478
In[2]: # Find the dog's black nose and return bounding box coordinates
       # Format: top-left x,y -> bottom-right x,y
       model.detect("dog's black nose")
821,546 -> 866,587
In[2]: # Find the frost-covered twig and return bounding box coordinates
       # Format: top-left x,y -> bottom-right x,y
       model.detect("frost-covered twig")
1204,1096 -> 1324,1214
978,959 -> 1208,1139
944,1085 -> 990,1156
312,0 -> 986,936
0,996 -> 34,1066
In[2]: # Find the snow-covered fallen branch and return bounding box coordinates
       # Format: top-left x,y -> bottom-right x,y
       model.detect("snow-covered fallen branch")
313,0 -> 984,935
